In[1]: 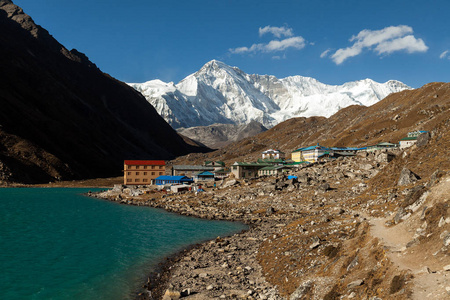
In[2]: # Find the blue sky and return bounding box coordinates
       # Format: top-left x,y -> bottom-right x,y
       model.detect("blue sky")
14,0 -> 450,88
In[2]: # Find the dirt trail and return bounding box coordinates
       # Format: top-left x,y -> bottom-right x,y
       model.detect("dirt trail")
368,176 -> 450,299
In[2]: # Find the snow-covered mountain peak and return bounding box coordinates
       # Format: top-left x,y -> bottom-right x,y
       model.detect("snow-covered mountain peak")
198,59 -> 237,73
128,79 -> 176,98
128,61 -> 411,129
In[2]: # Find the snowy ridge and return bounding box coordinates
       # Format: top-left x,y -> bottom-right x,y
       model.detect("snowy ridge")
128,60 -> 411,129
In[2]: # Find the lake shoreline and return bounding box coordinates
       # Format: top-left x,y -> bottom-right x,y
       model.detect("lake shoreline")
90,190 -> 256,300
91,184 -> 285,300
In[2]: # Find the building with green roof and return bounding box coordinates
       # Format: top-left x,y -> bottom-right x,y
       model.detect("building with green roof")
231,162 -> 271,179
258,165 -> 291,177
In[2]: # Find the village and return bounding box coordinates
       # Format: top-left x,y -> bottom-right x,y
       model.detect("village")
122,130 -> 428,192
92,124 -> 450,300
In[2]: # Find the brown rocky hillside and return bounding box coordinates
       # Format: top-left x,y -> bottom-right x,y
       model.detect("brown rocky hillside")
96,109 -> 450,299
172,82 -> 449,165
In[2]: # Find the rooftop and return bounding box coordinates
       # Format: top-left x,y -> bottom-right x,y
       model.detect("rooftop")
173,165 -> 214,171
233,162 -> 272,167
259,165 -> 289,171
400,136 -> 418,141
124,160 -> 165,166
155,175 -> 192,181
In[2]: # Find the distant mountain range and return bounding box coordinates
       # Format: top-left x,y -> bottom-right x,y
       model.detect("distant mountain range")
129,60 -> 411,129
172,82 -> 450,167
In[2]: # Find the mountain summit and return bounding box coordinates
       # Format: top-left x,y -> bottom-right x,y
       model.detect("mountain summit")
129,60 -> 411,129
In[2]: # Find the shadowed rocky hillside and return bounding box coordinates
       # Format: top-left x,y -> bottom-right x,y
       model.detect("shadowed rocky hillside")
0,0 -> 209,184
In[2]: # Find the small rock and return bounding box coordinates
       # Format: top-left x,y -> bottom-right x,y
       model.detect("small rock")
318,183 -> 330,192
347,256 -> 359,271
266,206 -> 276,216
162,289 -> 181,300
443,265 -> 450,271
443,233 -> 450,247
310,241 -> 320,249
347,279 -> 364,289
180,289 -> 191,297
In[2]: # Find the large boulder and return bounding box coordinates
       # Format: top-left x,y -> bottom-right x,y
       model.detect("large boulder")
398,167 -> 420,186
416,132 -> 431,147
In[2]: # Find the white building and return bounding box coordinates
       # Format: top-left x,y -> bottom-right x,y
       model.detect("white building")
262,149 -> 285,160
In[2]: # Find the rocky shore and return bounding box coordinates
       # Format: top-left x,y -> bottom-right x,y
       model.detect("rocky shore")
93,142 -> 450,299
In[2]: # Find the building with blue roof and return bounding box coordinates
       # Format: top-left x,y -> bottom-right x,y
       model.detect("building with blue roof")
193,171 -> 215,182
291,143 -> 331,163
154,175 -> 193,185
292,143 -> 366,162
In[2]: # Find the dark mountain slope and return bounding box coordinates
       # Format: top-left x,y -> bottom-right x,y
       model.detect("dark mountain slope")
0,0 -> 208,183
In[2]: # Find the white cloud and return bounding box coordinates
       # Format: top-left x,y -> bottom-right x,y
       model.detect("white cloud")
230,37 -> 305,54
374,35 -> 428,54
331,46 -> 362,65
320,49 -> 331,58
265,37 -> 305,51
230,26 -> 306,55
272,54 -> 287,60
259,26 -> 293,38
440,50 -> 449,59
330,25 -> 428,65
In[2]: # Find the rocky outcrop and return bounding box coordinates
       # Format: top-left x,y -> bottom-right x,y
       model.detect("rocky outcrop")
398,167 -> 421,186
177,121 -> 268,149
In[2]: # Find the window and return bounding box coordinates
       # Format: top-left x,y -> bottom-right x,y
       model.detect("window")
135,178 -> 140,182
144,166 -> 147,169
143,179 -> 148,182
127,179 -> 132,182
151,172 -> 155,175
159,166 -> 163,169
136,172 -> 140,175
143,172 -> 147,175
151,166 -> 155,169
159,172 -> 163,175
127,172 -> 131,175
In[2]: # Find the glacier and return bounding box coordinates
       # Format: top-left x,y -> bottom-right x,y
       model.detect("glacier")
128,60 -> 411,129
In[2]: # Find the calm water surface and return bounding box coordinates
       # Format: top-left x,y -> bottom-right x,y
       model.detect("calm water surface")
0,188 -> 247,300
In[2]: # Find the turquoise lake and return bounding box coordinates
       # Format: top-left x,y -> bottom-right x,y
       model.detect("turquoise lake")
0,188 -> 247,300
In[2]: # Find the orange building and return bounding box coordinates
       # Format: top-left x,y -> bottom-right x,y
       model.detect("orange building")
123,160 -> 166,185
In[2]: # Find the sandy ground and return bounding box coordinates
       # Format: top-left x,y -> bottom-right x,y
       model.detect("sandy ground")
369,177 -> 450,300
